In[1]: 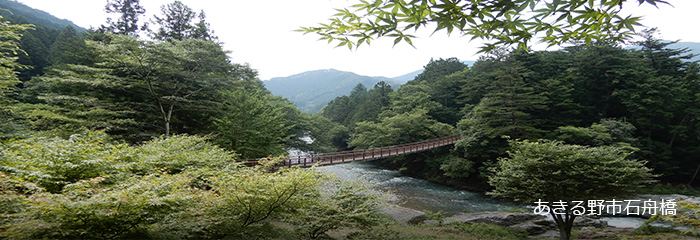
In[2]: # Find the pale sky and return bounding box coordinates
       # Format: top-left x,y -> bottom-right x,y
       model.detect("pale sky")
16,0 -> 700,80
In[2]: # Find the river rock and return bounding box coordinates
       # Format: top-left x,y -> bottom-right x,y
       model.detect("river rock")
444,211 -> 545,226
575,228 -> 635,239
443,211 -> 608,236
379,204 -> 425,223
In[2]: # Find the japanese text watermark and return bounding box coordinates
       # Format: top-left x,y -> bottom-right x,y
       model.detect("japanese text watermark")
533,199 -> 677,216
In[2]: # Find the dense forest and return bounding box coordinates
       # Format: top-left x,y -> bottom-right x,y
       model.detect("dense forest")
1,0 -> 700,239
320,30 -> 700,188
0,1 -> 382,239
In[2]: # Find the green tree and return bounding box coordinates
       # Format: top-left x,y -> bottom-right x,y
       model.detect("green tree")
454,54 -> 547,168
349,108 -> 454,149
0,15 -> 32,140
16,31 -> 49,81
48,26 -> 94,65
412,57 -> 467,84
93,35 -> 239,137
299,0 -> 665,51
213,88 -> 291,159
17,63 -> 140,139
489,140 -> 655,240
283,179 -> 385,238
150,0 -> 216,41
555,118 -> 637,147
305,114 -> 350,152
101,0 -> 147,35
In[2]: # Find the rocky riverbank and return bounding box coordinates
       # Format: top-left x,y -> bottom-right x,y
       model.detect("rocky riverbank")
377,194 -> 700,239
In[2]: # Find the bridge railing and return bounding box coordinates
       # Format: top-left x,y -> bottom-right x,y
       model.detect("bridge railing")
238,134 -> 461,167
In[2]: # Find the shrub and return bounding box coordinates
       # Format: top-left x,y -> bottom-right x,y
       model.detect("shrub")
284,179 -> 386,238
0,132 -> 131,193
129,134 -> 240,175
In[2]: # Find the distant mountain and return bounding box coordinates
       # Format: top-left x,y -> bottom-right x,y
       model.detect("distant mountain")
390,69 -> 423,84
0,0 -> 86,31
264,69 -> 397,113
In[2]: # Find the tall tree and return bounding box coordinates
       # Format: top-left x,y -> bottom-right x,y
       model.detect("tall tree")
0,15 -> 31,139
150,0 -> 216,41
16,31 -> 49,81
213,88 -> 290,158
93,35 -> 236,137
18,63 -> 141,139
101,0 -> 147,35
48,26 -> 94,65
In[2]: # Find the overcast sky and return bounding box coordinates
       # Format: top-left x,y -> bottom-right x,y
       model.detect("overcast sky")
17,0 -> 700,80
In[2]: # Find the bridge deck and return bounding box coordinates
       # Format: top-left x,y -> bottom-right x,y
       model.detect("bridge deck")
239,135 -> 461,168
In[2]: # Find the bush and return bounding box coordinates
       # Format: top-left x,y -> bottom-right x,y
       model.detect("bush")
3,174 -> 198,239
0,132 -> 132,193
284,179 -> 386,238
0,131 -> 335,239
129,134 -> 240,175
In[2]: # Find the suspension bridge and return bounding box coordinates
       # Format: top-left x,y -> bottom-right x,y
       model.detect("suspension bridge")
239,134 -> 461,167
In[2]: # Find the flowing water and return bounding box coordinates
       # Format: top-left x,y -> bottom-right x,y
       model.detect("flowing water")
318,161 -> 518,216
317,162 -> 650,229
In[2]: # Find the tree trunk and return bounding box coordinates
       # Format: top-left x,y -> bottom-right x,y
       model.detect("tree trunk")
551,212 -> 575,240
164,104 -> 174,138
688,162 -> 700,186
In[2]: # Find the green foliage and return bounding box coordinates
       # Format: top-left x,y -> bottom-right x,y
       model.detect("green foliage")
150,0 -> 216,41
4,174 -> 196,240
101,0 -> 146,35
285,179 -> 386,238
555,118 -> 637,147
349,109 -> 454,149
0,15 -> 32,140
48,26 -> 94,65
299,0 -> 662,52
16,30 -> 50,80
130,134 -> 239,174
53,34 -> 250,139
213,88 -> 291,158
0,0 -> 85,31
18,63 -> 140,139
489,139 -> 655,204
0,131 -> 346,239
438,155 -> 474,178
489,139 -> 656,239
634,201 -> 700,238
305,114 -> 350,152
0,132 -> 131,193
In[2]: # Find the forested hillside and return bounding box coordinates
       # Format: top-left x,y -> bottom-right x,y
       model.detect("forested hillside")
321,32 -> 700,187
0,0 -> 85,31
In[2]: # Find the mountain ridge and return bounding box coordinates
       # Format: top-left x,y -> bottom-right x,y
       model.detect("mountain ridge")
264,69 -> 398,113
0,0 -> 86,31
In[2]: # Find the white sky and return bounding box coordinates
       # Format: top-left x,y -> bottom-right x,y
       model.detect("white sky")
16,0 -> 700,80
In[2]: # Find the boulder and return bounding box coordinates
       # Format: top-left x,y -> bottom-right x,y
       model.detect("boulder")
444,211 -> 545,226
379,204 -> 425,224
443,211 -> 610,237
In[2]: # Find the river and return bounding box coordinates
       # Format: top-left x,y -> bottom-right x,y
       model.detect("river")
317,161 -> 517,216
317,161 -> 652,229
